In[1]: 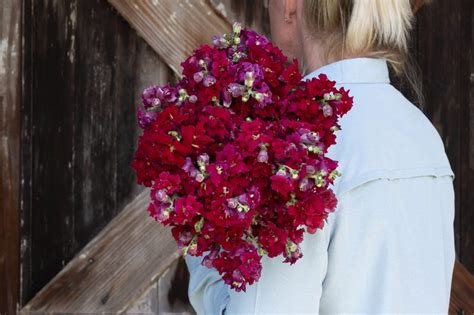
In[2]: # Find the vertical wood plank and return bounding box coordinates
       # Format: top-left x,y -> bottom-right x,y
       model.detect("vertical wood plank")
118,33 -> 174,211
414,0 -> 473,273
73,0 -> 120,250
21,0 -> 77,304
20,0 -> 33,306
0,140 -> 20,313
20,0 -> 174,305
464,0 -> 474,274
415,0 -> 459,263
0,0 -> 22,313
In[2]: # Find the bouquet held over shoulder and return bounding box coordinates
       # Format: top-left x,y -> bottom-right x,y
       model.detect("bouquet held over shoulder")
131,23 -> 353,292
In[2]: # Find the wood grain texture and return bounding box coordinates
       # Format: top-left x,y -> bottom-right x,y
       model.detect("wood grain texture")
16,0 -> 474,312
126,257 -> 195,314
20,0 -> 173,306
466,0 -> 474,278
212,0 -> 269,35
449,260 -> 474,314
0,0 -> 21,314
108,0 -> 231,74
414,0 -> 473,274
0,137 -> 20,315
19,0 -> 231,311
20,189 -> 181,314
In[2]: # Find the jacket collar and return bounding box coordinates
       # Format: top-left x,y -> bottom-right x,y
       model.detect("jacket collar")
302,57 -> 390,84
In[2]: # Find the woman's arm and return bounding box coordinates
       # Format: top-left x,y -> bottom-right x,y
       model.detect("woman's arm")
224,220 -> 333,314
185,222 -> 334,315
184,253 -> 230,315
184,212 -> 336,315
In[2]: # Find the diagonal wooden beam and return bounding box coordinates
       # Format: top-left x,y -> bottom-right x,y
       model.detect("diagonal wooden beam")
21,189 -> 181,313
108,0 -> 231,74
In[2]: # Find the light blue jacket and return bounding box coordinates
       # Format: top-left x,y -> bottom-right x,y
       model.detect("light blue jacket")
185,57 -> 456,314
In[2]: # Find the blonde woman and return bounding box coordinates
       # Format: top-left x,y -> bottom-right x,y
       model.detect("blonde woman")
185,0 -> 456,313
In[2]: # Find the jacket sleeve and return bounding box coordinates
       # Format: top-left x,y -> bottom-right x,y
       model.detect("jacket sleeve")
184,253 -> 230,315
184,201 -> 338,315
224,211 -> 336,314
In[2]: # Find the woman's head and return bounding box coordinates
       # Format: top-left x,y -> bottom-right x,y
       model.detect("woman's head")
268,0 -> 420,75
267,0 -> 429,107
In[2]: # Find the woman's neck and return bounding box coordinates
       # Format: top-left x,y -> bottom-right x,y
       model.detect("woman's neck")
301,38 -> 326,74
300,34 -> 362,75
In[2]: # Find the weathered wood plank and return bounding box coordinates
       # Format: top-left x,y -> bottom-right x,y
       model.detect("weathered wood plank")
18,0 -> 231,311
17,0 -> 473,313
0,0 -> 21,314
415,0 -> 473,274
464,0 -> 474,275
0,137 -> 20,315
108,0 -> 231,74
21,0 -> 79,304
20,190 -> 180,313
126,257 -> 195,314
212,0 -> 269,35
20,0 -> 173,305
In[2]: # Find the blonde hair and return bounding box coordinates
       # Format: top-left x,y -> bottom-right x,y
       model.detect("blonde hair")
303,0 -> 426,106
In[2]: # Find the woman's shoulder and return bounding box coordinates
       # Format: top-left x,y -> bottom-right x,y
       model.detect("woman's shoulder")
327,83 -> 454,196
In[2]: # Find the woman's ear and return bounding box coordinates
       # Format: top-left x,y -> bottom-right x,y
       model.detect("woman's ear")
284,0 -> 298,23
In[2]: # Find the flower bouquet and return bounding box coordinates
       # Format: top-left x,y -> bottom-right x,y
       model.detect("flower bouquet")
131,22 -> 353,292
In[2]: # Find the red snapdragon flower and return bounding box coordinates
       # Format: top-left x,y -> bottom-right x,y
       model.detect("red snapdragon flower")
131,22 -> 353,292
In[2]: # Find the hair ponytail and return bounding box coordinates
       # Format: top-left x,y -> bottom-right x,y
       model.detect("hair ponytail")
303,0 -> 426,107
346,0 -> 413,55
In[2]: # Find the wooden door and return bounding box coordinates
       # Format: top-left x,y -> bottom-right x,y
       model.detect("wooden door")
1,1 -> 473,314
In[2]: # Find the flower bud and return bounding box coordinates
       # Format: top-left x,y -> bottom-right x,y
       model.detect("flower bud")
305,165 -> 316,174
203,75 -> 216,87
254,93 -> 264,102
194,217 -> 204,232
232,22 -> 242,34
227,197 -> 238,209
195,172 -> 205,182
151,98 -> 161,107
197,153 -> 210,165
323,104 -> 333,117
189,95 -> 198,103
193,71 -> 204,83
228,83 -> 245,97
299,178 -> 310,191
276,167 -> 287,177
244,71 -> 255,87
257,148 -> 268,163
222,90 -> 232,107
155,189 -> 169,202
187,242 -> 198,255
157,208 -> 170,222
